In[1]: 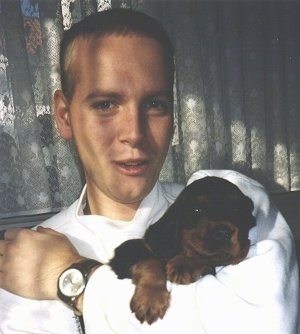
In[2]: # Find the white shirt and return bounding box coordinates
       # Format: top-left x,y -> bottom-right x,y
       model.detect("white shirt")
0,170 -> 299,334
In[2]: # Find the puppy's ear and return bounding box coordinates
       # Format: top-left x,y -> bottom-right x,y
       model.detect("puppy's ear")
243,195 -> 256,229
145,197 -> 184,260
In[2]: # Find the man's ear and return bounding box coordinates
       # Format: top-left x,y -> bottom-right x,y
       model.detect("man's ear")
54,90 -> 73,140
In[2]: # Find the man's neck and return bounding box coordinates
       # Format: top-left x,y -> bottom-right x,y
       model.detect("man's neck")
84,190 -> 141,221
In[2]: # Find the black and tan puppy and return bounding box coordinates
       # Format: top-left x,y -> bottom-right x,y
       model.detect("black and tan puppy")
109,176 -> 256,324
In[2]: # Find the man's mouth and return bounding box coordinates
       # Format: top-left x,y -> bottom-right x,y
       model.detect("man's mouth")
121,161 -> 145,166
115,160 -> 149,175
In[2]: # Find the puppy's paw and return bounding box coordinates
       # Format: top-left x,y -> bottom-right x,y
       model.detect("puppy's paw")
130,285 -> 170,325
166,258 -> 215,284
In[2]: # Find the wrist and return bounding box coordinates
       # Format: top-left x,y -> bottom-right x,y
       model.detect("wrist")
57,258 -> 101,314
72,264 -> 100,314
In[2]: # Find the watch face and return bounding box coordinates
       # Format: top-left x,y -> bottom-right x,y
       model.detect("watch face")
59,268 -> 86,297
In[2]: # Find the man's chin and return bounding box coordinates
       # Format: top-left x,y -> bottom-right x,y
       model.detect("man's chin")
115,181 -> 155,204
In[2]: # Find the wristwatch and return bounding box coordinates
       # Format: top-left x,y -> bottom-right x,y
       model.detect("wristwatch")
57,258 -> 101,314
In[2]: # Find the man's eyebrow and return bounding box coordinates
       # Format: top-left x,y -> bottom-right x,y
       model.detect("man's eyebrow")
83,89 -> 173,103
144,90 -> 173,99
83,91 -> 121,101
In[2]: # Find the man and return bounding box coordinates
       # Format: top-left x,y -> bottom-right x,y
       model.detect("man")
0,8 -> 298,334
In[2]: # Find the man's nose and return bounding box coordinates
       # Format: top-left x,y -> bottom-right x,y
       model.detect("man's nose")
119,108 -> 145,146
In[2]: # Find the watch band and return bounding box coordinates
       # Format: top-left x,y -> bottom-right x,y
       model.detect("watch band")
57,258 -> 101,314
71,258 -> 101,275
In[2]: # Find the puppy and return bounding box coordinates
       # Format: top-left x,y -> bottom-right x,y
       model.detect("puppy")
109,176 -> 256,324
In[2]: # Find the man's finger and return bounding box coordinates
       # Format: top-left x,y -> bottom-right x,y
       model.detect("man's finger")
3,228 -> 22,241
36,226 -> 62,236
0,240 -> 5,255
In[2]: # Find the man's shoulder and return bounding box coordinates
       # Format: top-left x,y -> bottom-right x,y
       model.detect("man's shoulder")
159,181 -> 184,203
38,199 -> 79,232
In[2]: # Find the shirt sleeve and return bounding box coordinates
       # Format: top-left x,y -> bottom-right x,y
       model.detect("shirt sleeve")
0,289 -> 82,334
82,170 -> 300,334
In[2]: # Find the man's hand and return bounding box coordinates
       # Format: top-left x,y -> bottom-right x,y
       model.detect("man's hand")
0,227 -> 85,300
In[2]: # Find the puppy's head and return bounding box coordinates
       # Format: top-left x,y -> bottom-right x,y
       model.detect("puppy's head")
178,177 -> 256,265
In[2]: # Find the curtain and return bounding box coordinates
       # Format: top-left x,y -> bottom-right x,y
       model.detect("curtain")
0,0 -> 300,219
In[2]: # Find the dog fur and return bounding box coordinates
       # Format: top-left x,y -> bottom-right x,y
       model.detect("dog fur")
109,176 -> 256,324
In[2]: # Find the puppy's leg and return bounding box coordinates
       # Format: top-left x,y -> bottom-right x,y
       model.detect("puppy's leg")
166,253 -> 215,284
130,258 -> 170,324
110,239 -> 170,324
110,239 -> 153,279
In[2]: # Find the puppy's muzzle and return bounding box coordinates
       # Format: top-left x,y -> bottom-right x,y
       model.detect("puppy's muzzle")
209,225 -> 233,245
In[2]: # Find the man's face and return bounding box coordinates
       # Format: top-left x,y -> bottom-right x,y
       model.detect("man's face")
56,34 -> 173,218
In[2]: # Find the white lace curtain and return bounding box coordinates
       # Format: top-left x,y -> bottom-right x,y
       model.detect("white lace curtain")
0,0 -> 300,218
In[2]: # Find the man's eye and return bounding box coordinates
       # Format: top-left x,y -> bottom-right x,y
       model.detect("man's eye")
143,100 -> 170,115
92,101 -> 115,111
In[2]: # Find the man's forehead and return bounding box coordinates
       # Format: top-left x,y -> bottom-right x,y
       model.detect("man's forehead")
73,30 -> 153,43
68,33 -> 170,77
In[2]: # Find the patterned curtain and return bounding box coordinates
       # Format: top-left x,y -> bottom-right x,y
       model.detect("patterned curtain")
0,0 -> 300,219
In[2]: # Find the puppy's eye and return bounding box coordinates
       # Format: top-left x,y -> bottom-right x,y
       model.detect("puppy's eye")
194,208 -> 203,214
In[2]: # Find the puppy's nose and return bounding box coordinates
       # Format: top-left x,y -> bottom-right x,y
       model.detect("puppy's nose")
211,225 -> 232,242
